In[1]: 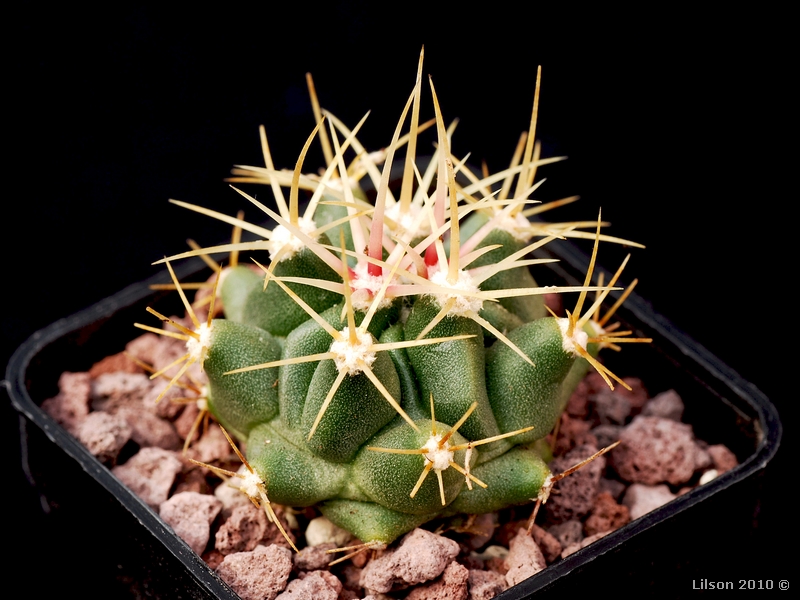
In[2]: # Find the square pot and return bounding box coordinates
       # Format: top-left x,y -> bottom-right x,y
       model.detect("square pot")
5,238 -> 781,599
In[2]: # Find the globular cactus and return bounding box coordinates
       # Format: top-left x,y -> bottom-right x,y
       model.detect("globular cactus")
141,50 -> 648,553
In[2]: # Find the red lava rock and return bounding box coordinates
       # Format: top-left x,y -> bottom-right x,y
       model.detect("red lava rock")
561,530 -> 610,558
116,405 -> 181,450
293,542 -> 336,571
41,371 -> 92,434
112,446 -> 183,509
174,401 -> 202,440
202,549 -> 225,570
76,410 -> 132,465
173,462 -> 214,495
275,570 -> 341,600
89,351 -> 143,377
484,554 -> 508,576
349,543 -> 370,568
530,524 -> 562,564
550,414 -> 597,456
144,380 -> 195,420
545,444 -> 605,524
159,491 -> 222,555
641,389 -> 685,421
597,477 -> 627,501
91,372 -> 153,411
215,544 -> 293,600
187,422 -> 236,465
504,528 -> 546,587
584,491 -> 630,536
125,332 -> 163,367
614,377 -> 649,414
590,424 -> 622,451
622,483 -> 677,520
215,502 -> 296,555
339,564 -> 364,594
483,519 -> 524,549
565,379 -> 591,418
582,372 -> 613,396
214,480 -> 253,518
360,528 -> 460,593
405,561 -> 469,600
546,519 -> 583,549
458,513 -> 497,550
707,444 -> 738,474
611,415 -> 703,486
496,521 -> 560,562
591,389 -> 632,425
467,568 -> 507,600
694,446 -> 713,472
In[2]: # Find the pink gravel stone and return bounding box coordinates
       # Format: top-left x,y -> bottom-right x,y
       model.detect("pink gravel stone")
707,444 -> 738,474
546,520 -> 583,549
116,405 -> 181,450
89,351 -> 142,377
622,483 -> 677,520
186,423 -> 235,465
216,544 -> 292,600
360,528 -> 460,593
125,333 -> 163,367
76,410 -> 132,465
159,491 -> 222,555
215,502 -> 296,554
611,415 -> 703,485
591,389 -> 632,425
275,570 -> 341,600
545,444 -> 605,523
530,524 -> 562,564
641,389 -> 685,421
561,530 -> 611,558
504,528 -> 546,587
405,561 -> 469,600
91,372 -> 152,410
467,569 -> 507,600
41,371 -> 92,435
112,446 -> 183,509
293,542 -> 336,571
584,491 -> 630,536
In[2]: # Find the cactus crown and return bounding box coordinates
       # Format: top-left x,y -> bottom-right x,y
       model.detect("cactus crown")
139,49 -> 649,549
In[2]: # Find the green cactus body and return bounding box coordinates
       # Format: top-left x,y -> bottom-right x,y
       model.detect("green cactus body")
448,447 -> 549,514
319,499 -> 438,545
301,350 -> 401,462
150,57 -> 647,549
403,296 -> 503,448
486,317 -> 577,445
169,202 -> 635,547
203,319 -> 282,440
222,236 -> 342,337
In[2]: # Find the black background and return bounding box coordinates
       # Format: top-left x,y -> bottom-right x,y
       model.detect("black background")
4,4 -> 790,597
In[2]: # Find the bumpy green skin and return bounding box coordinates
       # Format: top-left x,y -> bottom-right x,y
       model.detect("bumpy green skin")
198,225 -> 601,545
221,237 -> 342,337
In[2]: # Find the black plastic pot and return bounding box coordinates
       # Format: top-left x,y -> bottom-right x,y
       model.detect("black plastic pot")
5,239 -> 781,599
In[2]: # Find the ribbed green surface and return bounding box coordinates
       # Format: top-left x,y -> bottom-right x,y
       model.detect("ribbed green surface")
204,319 -> 282,439
486,317 -> 575,444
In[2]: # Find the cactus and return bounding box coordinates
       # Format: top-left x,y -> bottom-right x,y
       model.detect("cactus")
140,50 -> 649,552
